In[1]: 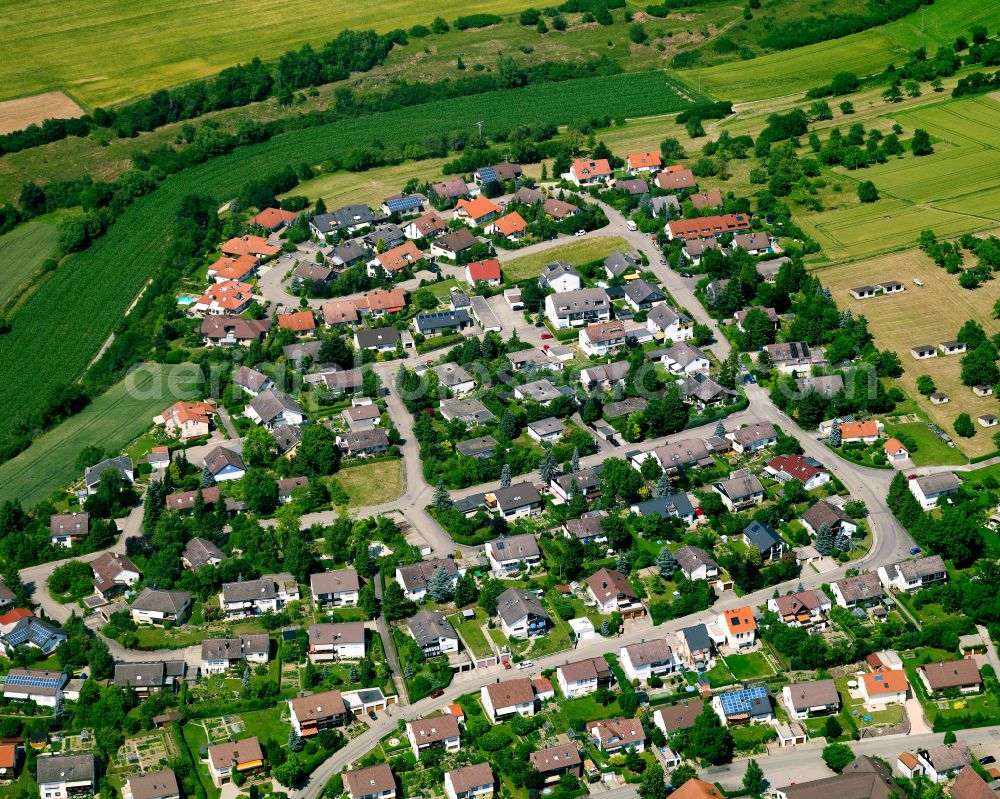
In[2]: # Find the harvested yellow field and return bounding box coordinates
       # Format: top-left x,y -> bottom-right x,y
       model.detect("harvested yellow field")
819,250 -> 1000,457
0,91 -> 84,135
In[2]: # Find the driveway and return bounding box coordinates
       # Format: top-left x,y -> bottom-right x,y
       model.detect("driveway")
905,695 -> 932,735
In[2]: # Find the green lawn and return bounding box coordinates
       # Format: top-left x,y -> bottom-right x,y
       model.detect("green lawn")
703,660 -> 738,688
450,608 -> 493,659
132,624 -> 205,649
884,422 -> 968,467
730,724 -> 776,749
240,706 -> 291,745
503,236 -> 632,282
329,458 -> 404,507
0,220 -> 59,310
724,652 -> 775,680
0,362 -> 198,506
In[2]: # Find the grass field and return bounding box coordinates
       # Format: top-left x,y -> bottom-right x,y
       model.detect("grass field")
503,236 -> 632,281
0,0 -> 534,108
0,71 -> 690,433
883,421 -> 968,467
332,459 -> 403,507
685,0 -> 1000,102
819,251 -> 1000,457
0,363 -> 197,507
0,221 -> 59,310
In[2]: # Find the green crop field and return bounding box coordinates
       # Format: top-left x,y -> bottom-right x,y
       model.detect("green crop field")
0,71 -> 690,431
0,364 -> 197,507
0,221 -> 59,310
800,96 -> 1000,261
686,0 -> 1000,102
0,0 -> 531,108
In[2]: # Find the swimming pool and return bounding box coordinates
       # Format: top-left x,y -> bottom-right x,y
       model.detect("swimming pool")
177,296 -> 195,306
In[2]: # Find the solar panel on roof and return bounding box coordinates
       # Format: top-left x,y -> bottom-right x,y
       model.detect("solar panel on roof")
3,673 -> 60,689
386,197 -> 420,212
719,685 -> 768,715
479,167 -> 498,183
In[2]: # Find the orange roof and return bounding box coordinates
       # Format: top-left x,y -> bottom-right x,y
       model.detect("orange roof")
666,213 -> 749,240
0,743 -> 16,770
840,420 -> 880,439
221,235 -> 280,258
209,254 -> 258,281
884,438 -> 907,455
248,208 -> 299,229
670,780 -> 724,799
491,212 -> 526,237
627,152 -> 661,169
662,164 -> 686,174
356,288 -> 407,312
0,608 -> 32,625
456,196 -> 501,221
468,259 -> 502,282
898,751 -> 919,769
376,241 -> 424,272
196,280 -> 254,312
723,606 -> 757,634
447,703 -> 465,718
160,400 -> 216,426
571,158 -> 612,179
656,169 -> 697,190
278,310 -> 317,332
862,669 -> 909,695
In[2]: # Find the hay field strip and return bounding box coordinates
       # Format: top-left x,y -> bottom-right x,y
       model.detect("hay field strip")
819,251 -> 1000,457
0,91 -> 84,134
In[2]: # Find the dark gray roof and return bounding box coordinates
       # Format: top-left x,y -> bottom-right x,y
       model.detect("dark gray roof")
439,398 -> 495,425
492,483 -> 542,512
674,545 -> 718,573
131,588 -> 191,615
407,610 -> 457,648
223,578 -> 276,603
272,424 -> 303,453
743,520 -> 781,552
496,587 -> 549,626
488,533 -> 540,560
631,493 -> 694,520
436,228 -> 477,252
456,436 -> 497,457
85,456 -> 132,486
680,623 -> 711,651
204,446 -> 245,475
37,754 -> 96,786
114,661 -> 171,688
355,327 -> 401,349
249,389 -> 302,424
341,428 -> 390,452
415,309 -> 471,334
623,279 -> 664,305
604,251 -> 642,277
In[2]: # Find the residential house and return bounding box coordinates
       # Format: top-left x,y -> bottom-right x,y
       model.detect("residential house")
465,259 -> 502,287
782,680 -> 840,720
344,764 -> 396,799
712,472 -> 765,511
718,606 -> 757,649
496,588 -> 550,639
201,316 -> 271,346
407,610 -> 460,657
764,341 -> 827,373
355,288 -> 407,318
801,500 -> 858,538
488,485 -> 543,520
201,634 -> 270,674
727,422 -> 777,453
674,545 -> 719,581
308,622 -> 367,662
839,420 -> 883,444
36,754 -> 97,799
679,373 -> 737,410
382,193 -> 423,216
639,438 -> 713,473
454,197 -> 501,227
529,745 -> 581,782
444,764 -> 494,799
180,538 -> 225,572
456,436 -> 497,459
481,678 -> 537,722
616,178 -> 649,196
551,467 -> 602,503
154,399 -> 217,440
622,279 -> 665,312
662,341 -> 709,374
538,261 -> 582,293
653,700 -> 705,736
682,237 -> 721,265
293,261 -> 333,285
585,568 -> 643,617
192,281 -> 256,315
562,512 -> 607,545
277,310 -> 317,338
0,617 -> 66,656
909,473 -> 961,509
413,309 -> 473,337
91,551 -> 141,601
1,669 -> 66,707
629,492 -> 696,524
113,661 -> 187,698
527,417 -> 565,444
712,685 -> 773,724
877,555 -> 947,593
475,162 -> 523,187
646,304 -> 694,341
404,211 -> 447,241
220,577 -> 293,618
654,168 -> 697,191
742,520 -> 785,562
915,745 -> 973,783
354,327 -> 401,353
202,446 -> 245,483
767,590 -> 832,632
675,624 -> 714,671
513,378 -> 565,406
85,456 -> 133,494
620,640 -> 677,683
246,389 -> 304,429
795,374 -> 843,397
587,718 -> 645,754
830,573 -> 884,609
765,454 -> 830,490
556,657 -> 611,699
338,429 -> 390,458
433,363 -> 476,394
207,254 -> 258,283
49,513 -> 89,548
343,404 -> 382,431
395,559 -> 459,602
690,190 -> 723,209
544,287 -> 610,329
579,360 -> 629,391
289,690 -> 348,737
485,212 -> 526,240
130,589 -> 192,626
430,228 -> 478,260
666,214 -> 751,240
626,152 -> 662,174
579,320 -> 626,357
776,756 -> 895,799
328,241 -> 368,270
369,241 -> 424,277
568,158 -> 612,186
731,231 -> 773,255
407,715 -> 461,759
248,207 -> 298,231
918,660 -> 982,697
439,398 -> 496,427
310,569 -> 361,608
123,770 -> 181,799
604,250 -> 642,279
206,737 -> 265,787
431,177 -> 471,200
233,366 -> 272,397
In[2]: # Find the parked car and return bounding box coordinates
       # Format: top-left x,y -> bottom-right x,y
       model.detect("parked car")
430,688 -> 445,698
368,711 -> 378,720
541,332 -> 553,340
517,660 -> 534,670
910,546 -> 923,555
575,230 -> 586,237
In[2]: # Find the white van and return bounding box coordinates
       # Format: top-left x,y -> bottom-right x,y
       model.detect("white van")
626,220 -> 638,231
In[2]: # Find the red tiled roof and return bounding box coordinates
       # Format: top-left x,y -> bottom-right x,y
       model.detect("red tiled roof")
278,311 -> 317,333
491,212 -> 526,236
467,259 -> 501,282
248,208 -> 299,229
456,196 -> 501,221
627,152 -> 661,169
666,214 -> 750,240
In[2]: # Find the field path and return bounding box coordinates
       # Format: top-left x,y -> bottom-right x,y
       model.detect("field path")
88,278 -> 152,368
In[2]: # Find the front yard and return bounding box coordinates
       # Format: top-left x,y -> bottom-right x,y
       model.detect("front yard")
723,651 -> 775,680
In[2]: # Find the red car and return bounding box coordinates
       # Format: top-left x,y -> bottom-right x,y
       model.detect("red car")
430,688 -> 445,698
541,332 -> 553,340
